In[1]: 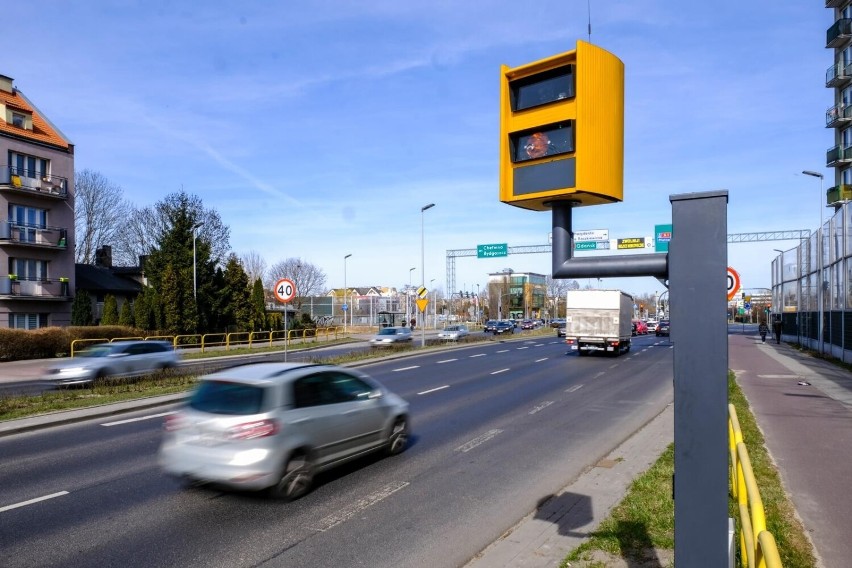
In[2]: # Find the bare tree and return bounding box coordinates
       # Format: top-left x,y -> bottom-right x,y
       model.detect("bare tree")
113,190 -> 230,267
266,258 -> 327,310
546,275 -> 578,319
73,169 -> 130,263
239,250 -> 267,285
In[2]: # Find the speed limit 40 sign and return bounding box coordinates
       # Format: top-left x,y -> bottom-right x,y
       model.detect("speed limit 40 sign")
273,278 -> 297,303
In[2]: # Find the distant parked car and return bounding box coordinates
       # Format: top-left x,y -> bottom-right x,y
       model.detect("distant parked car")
159,362 -> 409,500
369,326 -> 413,347
656,320 -> 670,337
520,319 -> 535,330
43,340 -> 179,386
646,320 -> 658,333
550,318 -> 566,328
557,321 -> 567,338
483,320 -> 498,333
493,321 -> 515,335
438,324 -> 470,341
632,320 -> 648,336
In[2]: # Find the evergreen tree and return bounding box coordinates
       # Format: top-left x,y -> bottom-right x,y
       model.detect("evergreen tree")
101,294 -> 119,325
134,288 -> 149,331
219,254 -> 253,331
71,290 -> 94,326
251,278 -> 267,330
119,299 -> 135,327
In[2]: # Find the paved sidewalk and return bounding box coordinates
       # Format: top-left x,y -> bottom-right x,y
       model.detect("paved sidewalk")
730,332 -> 852,568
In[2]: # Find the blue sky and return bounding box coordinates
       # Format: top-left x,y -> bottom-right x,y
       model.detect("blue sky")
7,1 -> 833,299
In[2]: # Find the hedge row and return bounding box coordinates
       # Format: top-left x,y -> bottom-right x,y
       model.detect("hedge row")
0,326 -> 146,361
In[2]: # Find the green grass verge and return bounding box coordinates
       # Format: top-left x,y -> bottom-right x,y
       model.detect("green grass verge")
562,371 -> 816,567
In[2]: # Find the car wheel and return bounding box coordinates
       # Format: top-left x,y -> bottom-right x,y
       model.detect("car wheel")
270,452 -> 314,501
386,417 -> 410,456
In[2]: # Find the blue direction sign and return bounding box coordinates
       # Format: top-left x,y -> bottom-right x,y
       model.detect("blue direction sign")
342,304 -> 349,311
477,243 -> 508,258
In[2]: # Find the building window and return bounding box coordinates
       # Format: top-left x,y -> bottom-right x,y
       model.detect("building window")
9,313 -> 48,329
8,258 -> 48,281
8,151 -> 49,179
9,205 -> 47,243
11,112 -> 25,128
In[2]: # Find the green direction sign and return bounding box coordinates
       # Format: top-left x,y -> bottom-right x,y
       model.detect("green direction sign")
477,243 -> 508,258
575,241 -> 610,251
655,224 -> 672,253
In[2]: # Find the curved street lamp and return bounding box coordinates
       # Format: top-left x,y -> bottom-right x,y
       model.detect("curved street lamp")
802,170 -> 824,354
343,253 -> 352,334
420,203 -> 435,346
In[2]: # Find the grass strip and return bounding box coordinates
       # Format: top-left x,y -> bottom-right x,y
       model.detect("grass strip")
562,371 -> 816,567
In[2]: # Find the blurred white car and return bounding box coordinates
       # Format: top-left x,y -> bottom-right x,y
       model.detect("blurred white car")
437,324 -> 469,341
159,362 -> 409,500
369,326 -> 413,347
43,340 -> 179,386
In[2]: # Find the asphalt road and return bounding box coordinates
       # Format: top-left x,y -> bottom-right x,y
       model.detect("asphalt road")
0,333 -> 673,568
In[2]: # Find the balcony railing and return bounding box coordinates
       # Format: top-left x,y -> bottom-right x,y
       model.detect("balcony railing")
0,221 -> 68,249
0,166 -> 68,199
0,277 -> 70,300
826,102 -> 852,127
827,18 -> 852,49
827,184 -> 852,204
826,62 -> 852,87
826,144 -> 852,166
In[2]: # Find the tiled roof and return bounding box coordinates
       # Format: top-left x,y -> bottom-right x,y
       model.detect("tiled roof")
0,86 -> 70,149
76,264 -> 143,295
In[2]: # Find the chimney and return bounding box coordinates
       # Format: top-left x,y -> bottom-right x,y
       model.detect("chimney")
0,75 -> 13,94
95,245 -> 113,268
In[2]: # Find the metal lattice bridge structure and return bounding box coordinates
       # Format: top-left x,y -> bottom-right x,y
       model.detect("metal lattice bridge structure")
444,230 -> 811,294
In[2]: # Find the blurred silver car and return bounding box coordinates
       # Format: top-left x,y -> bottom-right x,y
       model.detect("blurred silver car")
437,324 -> 469,341
369,326 -> 413,347
158,362 -> 410,500
43,340 -> 179,386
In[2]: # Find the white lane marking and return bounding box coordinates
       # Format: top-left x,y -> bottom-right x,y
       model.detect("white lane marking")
566,384 -> 584,393
533,343 -> 545,347
496,349 -> 509,353
758,374 -> 799,379
437,358 -> 458,364
529,401 -> 554,415
101,411 -> 175,427
455,429 -> 503,453
393,365 -> 420,372
491,368 -> 510,375
516,346 -> 529,350
535,358 -> 548,362
469,354 -> 486,358
0,491 -> 69,513
418,385 -> 450,395
608,364 -> 619,369
309,481 -> 410,532
593,372 -> 606,379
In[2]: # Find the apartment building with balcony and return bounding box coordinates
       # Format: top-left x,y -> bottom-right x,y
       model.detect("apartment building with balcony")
827,2 -> 852,204
0,74 -> 75,328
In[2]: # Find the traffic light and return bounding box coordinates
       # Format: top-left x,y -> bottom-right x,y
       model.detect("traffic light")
499,40 -> 624,211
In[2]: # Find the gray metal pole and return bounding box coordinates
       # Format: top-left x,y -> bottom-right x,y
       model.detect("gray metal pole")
670,191 -> 729,566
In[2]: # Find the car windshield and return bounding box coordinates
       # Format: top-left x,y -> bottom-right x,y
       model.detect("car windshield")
79,345 -> 118,358
189,380 -> 267,415
444,326 -> 459,331
377,328 -> 398,336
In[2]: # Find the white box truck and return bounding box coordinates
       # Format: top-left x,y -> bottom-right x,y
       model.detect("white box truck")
563,289 -> 634,356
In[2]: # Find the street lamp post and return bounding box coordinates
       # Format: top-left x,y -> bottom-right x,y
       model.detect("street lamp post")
803,170 -> 824,354
408,267 -> 416,327
344,253 -> 352,334
192,222 -> 204,301
420,203 -> 435,346
430,278 -> 436,329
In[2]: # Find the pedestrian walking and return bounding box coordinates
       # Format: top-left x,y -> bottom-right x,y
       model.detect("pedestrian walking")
758,321 -> 768,343
772,319 -> 782,344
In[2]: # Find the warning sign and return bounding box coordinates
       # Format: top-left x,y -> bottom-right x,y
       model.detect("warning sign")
617,237 -> 646,250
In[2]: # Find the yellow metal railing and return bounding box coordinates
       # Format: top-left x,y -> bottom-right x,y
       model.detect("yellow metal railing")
729,404 -> 783,568
69,327 -> 342,356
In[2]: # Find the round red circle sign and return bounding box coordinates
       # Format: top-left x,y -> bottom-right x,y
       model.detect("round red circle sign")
273,278 -> 297,303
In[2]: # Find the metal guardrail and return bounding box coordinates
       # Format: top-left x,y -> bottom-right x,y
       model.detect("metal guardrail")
69,328 -> 342,356
729,404 -> 783,568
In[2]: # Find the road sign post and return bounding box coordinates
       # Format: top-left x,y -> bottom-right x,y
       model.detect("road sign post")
273,278 -> 297,361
